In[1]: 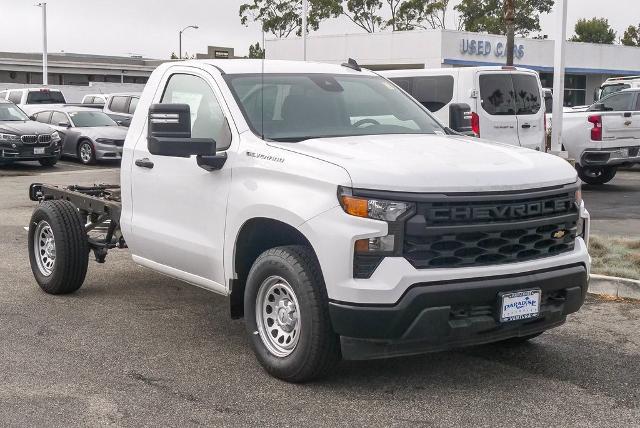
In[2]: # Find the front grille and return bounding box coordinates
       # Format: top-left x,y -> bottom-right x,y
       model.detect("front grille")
403,188 -> 579,269
21,134 -> 51,144
113,140 -> 124,147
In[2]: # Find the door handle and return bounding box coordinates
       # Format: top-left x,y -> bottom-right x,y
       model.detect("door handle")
135,158 -> 154,169
521,123 -> 531,129
624,112 -> 632,118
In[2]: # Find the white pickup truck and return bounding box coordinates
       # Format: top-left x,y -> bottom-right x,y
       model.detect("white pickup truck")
27,59 -> 590,382
561,88 -> 640,184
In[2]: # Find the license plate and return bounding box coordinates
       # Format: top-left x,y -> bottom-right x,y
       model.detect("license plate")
499,289 -> 541,322
34,147 -> 45,155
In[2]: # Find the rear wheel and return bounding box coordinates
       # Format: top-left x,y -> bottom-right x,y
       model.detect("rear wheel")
244,245 -> 340,382
38,157 -> 58,167
576,164 -> 617,185
28,200 -> 89,294
78,140 -> 96,165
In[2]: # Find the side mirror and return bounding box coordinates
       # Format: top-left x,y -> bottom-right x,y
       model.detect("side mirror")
58,122 -> 71,128
29,115 -> 36,121
449,103 -> 473,135
147,104 -> 216,157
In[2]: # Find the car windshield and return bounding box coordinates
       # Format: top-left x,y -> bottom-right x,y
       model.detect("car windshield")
225,73 -> 443,142
600,83 -> 630,99
69,111 -> 118,127
0,103 -> 29,121
26,90 -> 65,104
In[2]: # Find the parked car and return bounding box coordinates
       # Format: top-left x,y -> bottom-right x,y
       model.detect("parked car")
30,106 -> 126,164
594,76 -> 640,102
0,88 -> 66,113
81,94 -> 107,105
0,99 -> 60,167
27,59 -> 590,382
381,66 -> 546,151
561,88 -> 640,184
102,93 -> 140,127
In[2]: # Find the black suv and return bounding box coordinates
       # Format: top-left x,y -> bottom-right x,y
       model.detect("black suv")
0,100 -> 61,167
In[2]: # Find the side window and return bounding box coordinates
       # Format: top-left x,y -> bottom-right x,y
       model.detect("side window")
109,96 -> 128,113
635,94 -> 640,111
8,91 -> 22,104
94,97 -> 105,105
160,73 -> 232,150
128,97 -> 139,114
479,74 -> 517,115
51,111 -> 68,126
404,76 -> 454,112
600,93 -> 634,111
35,111 -> 51,123
83,96 -> 94,104
511,74 -> 541,115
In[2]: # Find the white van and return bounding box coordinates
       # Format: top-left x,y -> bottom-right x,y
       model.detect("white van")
381,66 -> 546,151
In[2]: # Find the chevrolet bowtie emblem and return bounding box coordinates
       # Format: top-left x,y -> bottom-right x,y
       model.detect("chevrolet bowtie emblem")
553,230 -> 566,239
625,120 -> 632,126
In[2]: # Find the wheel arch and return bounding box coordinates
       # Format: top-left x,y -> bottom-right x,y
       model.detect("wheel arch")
229,217 -> 320,319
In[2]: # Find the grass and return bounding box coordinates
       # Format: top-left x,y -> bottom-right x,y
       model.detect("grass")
589,235 -> 640,280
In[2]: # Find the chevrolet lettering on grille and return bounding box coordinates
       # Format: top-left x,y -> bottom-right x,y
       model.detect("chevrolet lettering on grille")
429,198 -> 573,222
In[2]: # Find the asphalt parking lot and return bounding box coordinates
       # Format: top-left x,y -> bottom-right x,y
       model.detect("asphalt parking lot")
0,160 -> 639,427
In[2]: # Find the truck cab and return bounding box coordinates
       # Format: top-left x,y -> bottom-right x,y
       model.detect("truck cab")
27,60 -> 590,382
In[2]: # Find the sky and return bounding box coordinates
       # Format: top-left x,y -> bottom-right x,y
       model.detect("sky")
0,0 -> 637,59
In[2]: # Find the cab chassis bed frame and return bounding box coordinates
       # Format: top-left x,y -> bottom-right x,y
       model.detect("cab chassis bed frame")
29,183 -> 125,262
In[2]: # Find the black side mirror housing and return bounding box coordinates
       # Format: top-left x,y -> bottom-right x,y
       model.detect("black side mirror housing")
58,122 -> 71,128
449,103 -> 473,135
29,115 -> 36,121
147,103 -> 216,157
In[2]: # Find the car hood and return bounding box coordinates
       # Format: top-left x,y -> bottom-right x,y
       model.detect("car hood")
0,120 -> 53,135
80,126 -> 128,139
269,134 -> 577,192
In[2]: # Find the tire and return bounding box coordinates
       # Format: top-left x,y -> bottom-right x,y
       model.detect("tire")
38,157 -> 58,167
576,164 -> 617,185
244,245 -> 340,382
77,140 -> 96,165
498,332 -> 543,345
28,200 -> 89,294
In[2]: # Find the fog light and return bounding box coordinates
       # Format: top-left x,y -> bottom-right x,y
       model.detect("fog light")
355,235 -> 395,253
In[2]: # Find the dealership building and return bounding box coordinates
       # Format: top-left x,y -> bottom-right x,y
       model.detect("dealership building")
266,29 -> 640,106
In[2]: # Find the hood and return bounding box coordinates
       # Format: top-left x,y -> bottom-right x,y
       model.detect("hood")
0,120 -> 54,135
80,126 -> 128,140
269,134 -> 577,193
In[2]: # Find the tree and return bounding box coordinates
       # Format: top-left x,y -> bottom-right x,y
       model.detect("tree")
395,0 -> 450,30
455,0 -> 553,36
621,24 -> 640,46
249,42 -> 266,58
170,52 -> 178,59
239,0 -> 341,38
570,18 -> 616,44
341,0 -> 384,33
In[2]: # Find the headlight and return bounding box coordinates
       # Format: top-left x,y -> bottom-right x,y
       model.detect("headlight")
96,138 -> 115,145
51,131 -> 60,142
338,187 -> 413,221
0,133 -> 20,142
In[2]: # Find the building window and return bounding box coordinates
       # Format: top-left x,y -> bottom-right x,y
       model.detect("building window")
539,73 -> 586,107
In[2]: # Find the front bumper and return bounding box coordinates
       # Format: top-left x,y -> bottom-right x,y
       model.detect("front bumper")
580,146 -> 640,167
94,142 -> 123,161
330,263 -> 588,360
0,143 -> 60,161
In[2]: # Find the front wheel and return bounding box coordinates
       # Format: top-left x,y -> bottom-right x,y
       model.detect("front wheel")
576,164 -> 617,185
244,245 -> 340,382
78,141 -> 96,165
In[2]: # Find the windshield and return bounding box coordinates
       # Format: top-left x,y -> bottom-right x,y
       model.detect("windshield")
225,73 -> 443,142
26,90 -> 66,104
0,103 -> 29,121
69,111 -> 117,127
600,83 -> 630,100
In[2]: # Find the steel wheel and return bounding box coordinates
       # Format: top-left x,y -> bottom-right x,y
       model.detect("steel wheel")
34,220 -> 56,276
79,142 -> 93,164
255,275 -> 301,357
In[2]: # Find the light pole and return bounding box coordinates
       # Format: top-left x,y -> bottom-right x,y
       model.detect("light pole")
36,2 -> 48,85
302,0 -> 308,61
179,25 -> 199,59
551,0 -> 568,154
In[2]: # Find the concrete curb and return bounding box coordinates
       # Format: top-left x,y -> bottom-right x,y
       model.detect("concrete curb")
588,274 -> 640,300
